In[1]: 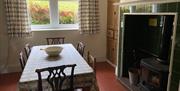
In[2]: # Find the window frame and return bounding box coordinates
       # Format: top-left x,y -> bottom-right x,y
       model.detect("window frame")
29,0 -> 79,31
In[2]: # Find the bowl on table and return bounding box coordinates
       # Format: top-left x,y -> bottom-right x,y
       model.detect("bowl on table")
44,46 -> 63,57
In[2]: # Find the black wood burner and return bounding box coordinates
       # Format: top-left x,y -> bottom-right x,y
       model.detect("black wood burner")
140,58 -> 169,91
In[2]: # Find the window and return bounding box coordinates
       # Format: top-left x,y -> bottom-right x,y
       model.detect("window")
58,0 -> 78,24
28,0 -> 79,30
29,0 -> 50,25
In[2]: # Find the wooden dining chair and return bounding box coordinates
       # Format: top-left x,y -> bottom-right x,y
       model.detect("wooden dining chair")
24,43 -> 31,59
35,64 -> 76,91
46,37 -> 65,45
87,51 -> 96,73
77,42 -> 85,57
19,51 -> 26,71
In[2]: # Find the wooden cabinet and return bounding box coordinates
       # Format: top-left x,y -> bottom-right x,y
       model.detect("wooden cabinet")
107,0 -> 119,66
107,37 -> 117,65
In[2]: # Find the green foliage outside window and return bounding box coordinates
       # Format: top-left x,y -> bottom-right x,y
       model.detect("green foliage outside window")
28,0 -> 78,25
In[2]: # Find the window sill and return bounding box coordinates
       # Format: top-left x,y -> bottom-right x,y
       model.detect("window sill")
31,27 -> 79,32
31,24 -> 79,32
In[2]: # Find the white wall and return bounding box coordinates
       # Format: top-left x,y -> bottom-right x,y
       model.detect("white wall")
0,0 -> 9,73
0,0 -> 107,73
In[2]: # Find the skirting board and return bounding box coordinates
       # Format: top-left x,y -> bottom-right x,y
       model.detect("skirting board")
0,65 -> 7,73
106,59 -> 116,68
2,64 -> 20,73
96,57 -> 108,62
106,59 -> 119,76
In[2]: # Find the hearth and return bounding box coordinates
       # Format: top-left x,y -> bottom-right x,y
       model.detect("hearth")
140,58 -> 169,91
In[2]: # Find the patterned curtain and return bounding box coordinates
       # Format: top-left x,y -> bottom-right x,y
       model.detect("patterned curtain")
4,0 -> 31,37
79,0 -> 100,34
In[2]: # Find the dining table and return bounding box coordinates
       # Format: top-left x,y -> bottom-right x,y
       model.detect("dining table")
19,44 -> 99,91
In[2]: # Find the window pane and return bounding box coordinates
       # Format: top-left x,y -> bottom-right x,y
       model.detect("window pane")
28,0 -> 50,25
58,0 -> 78,24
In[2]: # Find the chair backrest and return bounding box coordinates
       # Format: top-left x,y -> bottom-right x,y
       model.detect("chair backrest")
24,43 -> 31,59
46,37 -> 65,45
87,51 -> 96,73
35,64 -> 76,91
19,51 -> 26,71
76,42 -> 85,57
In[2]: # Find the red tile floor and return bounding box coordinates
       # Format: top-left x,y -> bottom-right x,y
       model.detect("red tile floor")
0,62 -> 128,91
0,72 -> 21,91
96,62 -> 128,91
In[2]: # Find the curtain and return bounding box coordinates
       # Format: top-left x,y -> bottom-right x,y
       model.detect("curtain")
4,0 -> 31,37
79,0 -> 100,34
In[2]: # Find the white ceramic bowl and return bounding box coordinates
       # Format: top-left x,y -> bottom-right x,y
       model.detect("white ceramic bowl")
45,46 -> 63,56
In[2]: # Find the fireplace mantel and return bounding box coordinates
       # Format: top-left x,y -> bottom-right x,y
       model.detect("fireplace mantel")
113,0 -> 180,6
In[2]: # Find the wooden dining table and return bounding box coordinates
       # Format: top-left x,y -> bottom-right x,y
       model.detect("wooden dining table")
19,44 -> 99,91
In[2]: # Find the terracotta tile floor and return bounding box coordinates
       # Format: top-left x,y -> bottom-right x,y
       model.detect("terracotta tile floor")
96,62 -> 128,91
0,62 -> 128,91
0,72 -> 21,91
